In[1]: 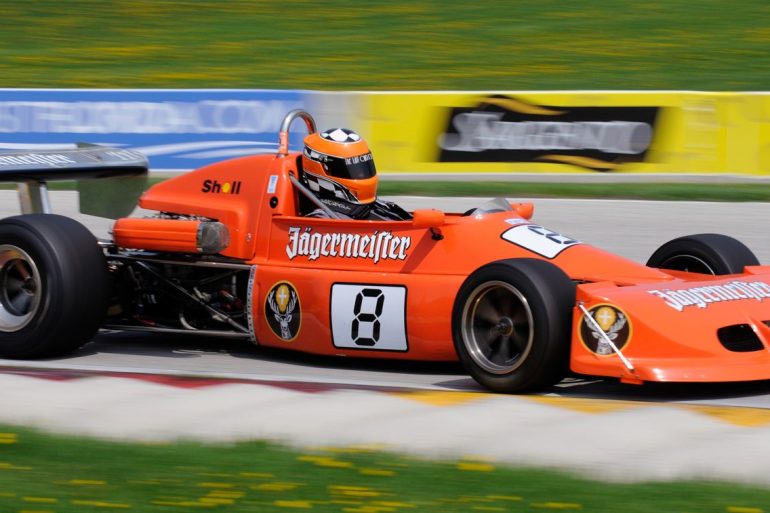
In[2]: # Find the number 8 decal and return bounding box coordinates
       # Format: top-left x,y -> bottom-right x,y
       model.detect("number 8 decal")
331,284 -> 408,351
352,288 -> 384,346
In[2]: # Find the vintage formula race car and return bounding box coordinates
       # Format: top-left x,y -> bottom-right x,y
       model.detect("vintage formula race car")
1,110 -> 770,393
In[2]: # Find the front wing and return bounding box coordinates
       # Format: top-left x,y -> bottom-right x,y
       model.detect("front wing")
571,266 -> 770,383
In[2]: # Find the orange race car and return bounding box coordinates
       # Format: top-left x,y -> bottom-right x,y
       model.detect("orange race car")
1,109 -> 770,393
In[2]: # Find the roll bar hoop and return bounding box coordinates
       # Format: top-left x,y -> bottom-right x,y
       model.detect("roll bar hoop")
277,110 -> 317,156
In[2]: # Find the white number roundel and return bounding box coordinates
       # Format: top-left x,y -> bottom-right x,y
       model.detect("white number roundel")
501,224 -> 580,258
331,284 -> 407,351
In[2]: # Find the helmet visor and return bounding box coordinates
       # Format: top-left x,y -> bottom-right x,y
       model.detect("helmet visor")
324,152 -> 377,179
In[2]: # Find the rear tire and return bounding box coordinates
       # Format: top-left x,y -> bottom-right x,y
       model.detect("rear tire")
452,259 -> 575,393
0,214 -> 109,358
646,233 -> 758,275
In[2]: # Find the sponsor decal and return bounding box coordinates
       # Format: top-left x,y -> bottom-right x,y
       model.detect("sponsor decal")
331,284 -> 408,351
246,266 -> 257,343
501,224 -> 580,259
267,174 -> 278,194
103,149 -> 146,161
0,153 -> 76,167
0,148 -> 145,170
201,179 -> 242,194
579,304 -> 632,356
323,199 -> 354,212
0,99 -> 301,134
265,281 -> 301,341
286,227 -> 411,264
0,91 -> 303,173
437,95 -> 659,171
649,280 -> 770,312
346,152 -> 372,166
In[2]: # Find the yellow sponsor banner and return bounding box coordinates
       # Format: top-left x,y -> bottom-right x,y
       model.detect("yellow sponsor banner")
357,91 -> 770,176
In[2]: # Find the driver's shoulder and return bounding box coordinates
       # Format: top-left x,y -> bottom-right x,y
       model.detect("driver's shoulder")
370,199 -> 412,221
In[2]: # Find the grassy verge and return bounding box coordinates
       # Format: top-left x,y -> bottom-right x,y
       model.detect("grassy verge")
0,425 -> 768,512
1,1 -> 769,90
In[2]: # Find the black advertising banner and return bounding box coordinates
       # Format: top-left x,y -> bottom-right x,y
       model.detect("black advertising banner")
437,95 -> 659,171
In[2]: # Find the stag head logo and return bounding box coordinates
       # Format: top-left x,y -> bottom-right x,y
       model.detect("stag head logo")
578,304 -> 632,356
265,282 -> 301,341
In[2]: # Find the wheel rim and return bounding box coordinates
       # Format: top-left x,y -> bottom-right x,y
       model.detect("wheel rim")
461,280 -> 534,375
0,245 -> 42,332
658,254 -> 715,274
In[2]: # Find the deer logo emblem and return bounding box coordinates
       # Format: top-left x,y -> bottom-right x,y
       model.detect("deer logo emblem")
265,282 -> 301,341
578,304 -> 632,355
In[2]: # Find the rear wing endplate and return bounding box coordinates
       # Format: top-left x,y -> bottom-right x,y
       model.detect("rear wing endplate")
0,145 -> 148,219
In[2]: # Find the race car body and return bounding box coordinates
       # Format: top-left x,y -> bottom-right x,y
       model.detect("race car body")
1,109 -> 770,393
572,273 -> 770,384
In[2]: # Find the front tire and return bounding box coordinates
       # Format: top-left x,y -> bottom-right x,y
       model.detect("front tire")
646,233 -> 758,275
0,214 -> 109,358
452,259 -> 575,393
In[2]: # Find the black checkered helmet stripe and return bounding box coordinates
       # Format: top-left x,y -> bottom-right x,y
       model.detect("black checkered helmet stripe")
302,171 -> 360,203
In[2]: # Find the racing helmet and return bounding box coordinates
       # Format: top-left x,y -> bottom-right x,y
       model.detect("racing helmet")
301,128 -> 378,206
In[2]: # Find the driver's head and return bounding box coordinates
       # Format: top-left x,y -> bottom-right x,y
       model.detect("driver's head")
301,128 -> 377,206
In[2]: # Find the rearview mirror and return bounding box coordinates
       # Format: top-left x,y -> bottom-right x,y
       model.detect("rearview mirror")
412,209 -> 445,229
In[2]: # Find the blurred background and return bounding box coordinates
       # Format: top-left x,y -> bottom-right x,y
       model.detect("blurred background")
2,0 -> 769,90
2,2 -> 770,512
2,0 -> 770,197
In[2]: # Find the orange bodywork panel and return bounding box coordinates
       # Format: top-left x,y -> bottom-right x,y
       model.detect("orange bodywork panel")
114,148 -> 770,385
246,212 -> 675,362
113,218 -> 202,254
570,271 -> 770,383
137,154 -> 299,260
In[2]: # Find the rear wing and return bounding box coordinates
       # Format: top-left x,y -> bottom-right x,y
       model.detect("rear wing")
0,145 -> 148,219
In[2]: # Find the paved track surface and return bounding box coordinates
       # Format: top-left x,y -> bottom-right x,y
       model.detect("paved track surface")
2,190 -> 770,404
3,368 -> 770,485
3,190 -> 770,484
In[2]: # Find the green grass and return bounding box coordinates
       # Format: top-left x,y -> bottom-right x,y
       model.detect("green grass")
1,1 -> 770,90
0,425 -> 768,512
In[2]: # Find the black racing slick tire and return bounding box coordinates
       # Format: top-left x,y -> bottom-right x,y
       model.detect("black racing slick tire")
0,214 -> 109,358
452,258 -> 575,393
646,233 -> 759,275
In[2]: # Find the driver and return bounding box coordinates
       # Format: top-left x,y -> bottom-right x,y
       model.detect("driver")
299,128 -> 410,221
